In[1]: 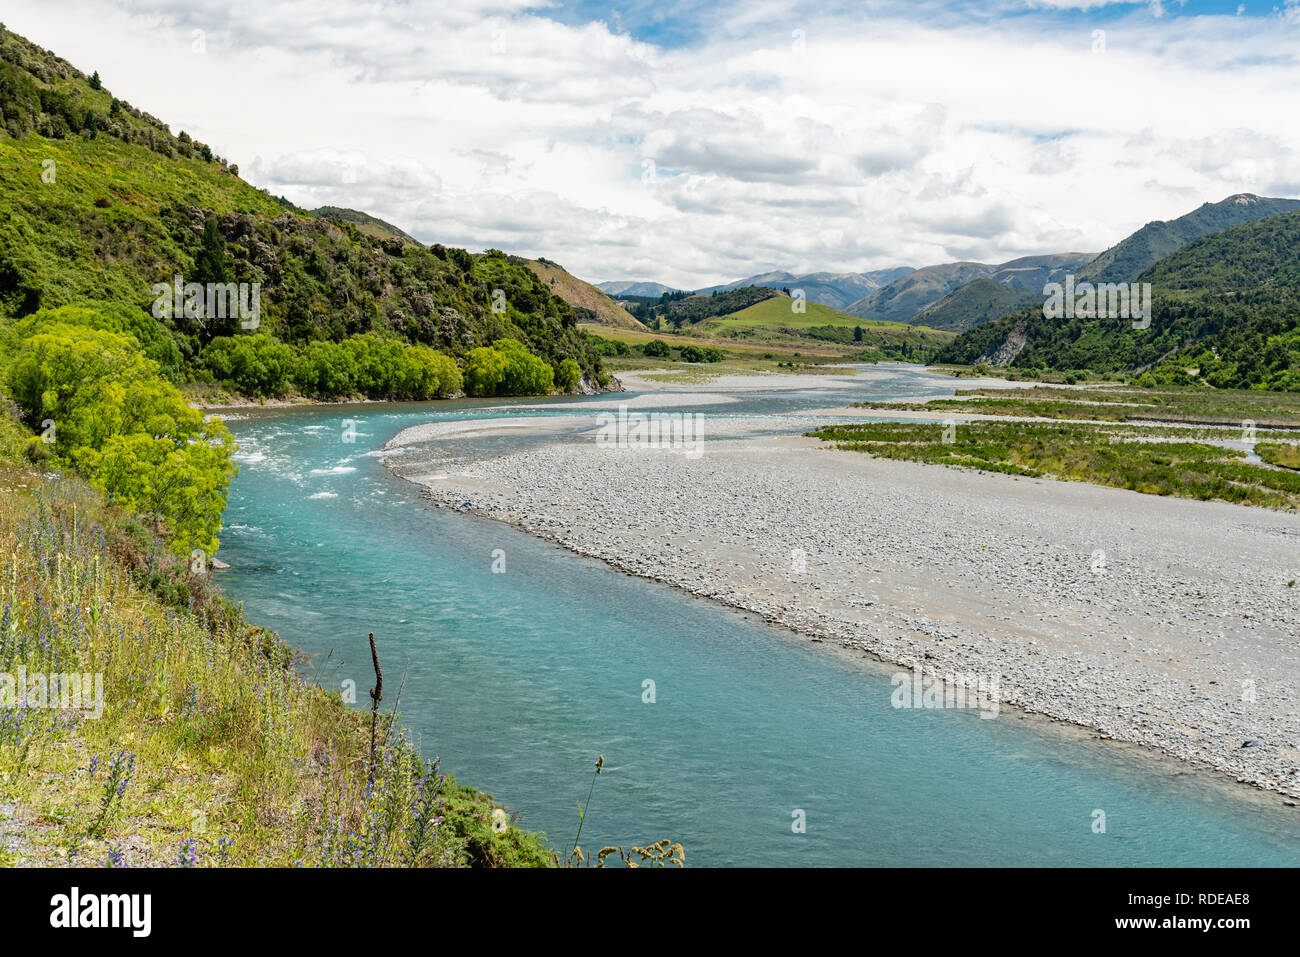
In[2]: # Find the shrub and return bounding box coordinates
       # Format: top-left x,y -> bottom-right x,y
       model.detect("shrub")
555,358 -> 582,392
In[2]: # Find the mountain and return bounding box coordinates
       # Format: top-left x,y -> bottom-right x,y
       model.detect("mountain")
311,205 -> 420,245
595,280 -> 681,297
696,267 -> 915,310
935,209 -> 1300,390
623,285 -> 953,360
1076,194 -> 1300,285
908,278 -> 1040,333
905,253 -> 1095,333
1140,210 -> 1300,292
523,258 -> 647,330
845,262 -> 996,323
0,24 -> 603,396
988,253 -> 1096,291
844,253 -> 1096,325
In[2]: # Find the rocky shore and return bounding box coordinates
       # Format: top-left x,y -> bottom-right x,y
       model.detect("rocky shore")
385,394 -> 1300,799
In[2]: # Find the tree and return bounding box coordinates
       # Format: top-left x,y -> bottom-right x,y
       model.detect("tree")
89,71 -> 102,90
6,320 -> 237,555
463,346 -> 508,396
555,358 -> 582,392
191,216 -> 233,339
201,334 -> 296,398
854,325 -> 864,342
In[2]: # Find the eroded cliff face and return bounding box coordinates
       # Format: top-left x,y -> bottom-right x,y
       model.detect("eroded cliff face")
977,322 -> 1029,366
579,373 -> 625,395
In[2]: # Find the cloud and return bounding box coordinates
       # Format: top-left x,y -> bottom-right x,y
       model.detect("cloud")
4,0 -> 1299,287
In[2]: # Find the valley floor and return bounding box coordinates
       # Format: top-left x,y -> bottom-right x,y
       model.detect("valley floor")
385,368 -> 1300,799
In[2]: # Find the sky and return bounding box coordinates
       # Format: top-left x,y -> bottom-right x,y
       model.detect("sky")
6,0 -> 1300,288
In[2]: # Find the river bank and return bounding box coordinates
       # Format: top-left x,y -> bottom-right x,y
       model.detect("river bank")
384,368 -> 1300,801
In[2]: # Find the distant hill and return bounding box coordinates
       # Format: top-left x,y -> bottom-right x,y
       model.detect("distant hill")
909,278 -> 1040,333
683,290 -> 954,361
311,206 -> 420,245
988,253 -> 1095,292
844,253 -> 1095,325
845,262 -> 996,323
1076,194 -> 1300,285
523,258 -> 646,330
697,266 -> 915,310
936,209 -> 1300,390
904,254 -> 1095,332
595,280 -> 681,297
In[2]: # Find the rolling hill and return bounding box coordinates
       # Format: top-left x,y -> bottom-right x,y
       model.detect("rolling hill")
696,266 -> 915,310
845,253 -> 1095,325
690,291 -> 953,359
1076,193 -> 1300,285
909,278 -> 1040,333
935,210 -> 1300,390
522,257 -> 646,330
310,205 -> 420,245
845,261 -> 997,323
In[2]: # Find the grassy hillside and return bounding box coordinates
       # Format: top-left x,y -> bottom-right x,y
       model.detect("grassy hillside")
676,293 -> 953,361
311,206 -> 420,245
1076,193 -> 1300,285
909,277 -> 1039,333
845,261 -> 994,323
936,211 -> 1300,390
0,405 -> 556,867
0,24 -> 603,400
523,257 -> 646,330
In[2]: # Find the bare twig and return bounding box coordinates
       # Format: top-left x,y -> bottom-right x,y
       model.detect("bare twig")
367,632 -> 383,785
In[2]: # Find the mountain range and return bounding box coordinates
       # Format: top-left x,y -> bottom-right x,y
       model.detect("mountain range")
843,253 -> 1095,325
596,267 -> 916,309
936,209 -> 1300,390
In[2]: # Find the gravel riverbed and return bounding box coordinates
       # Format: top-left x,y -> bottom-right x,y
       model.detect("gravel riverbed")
385,401 -> 1300,799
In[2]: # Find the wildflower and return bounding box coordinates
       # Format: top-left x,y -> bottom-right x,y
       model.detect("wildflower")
176,839 -> 199,868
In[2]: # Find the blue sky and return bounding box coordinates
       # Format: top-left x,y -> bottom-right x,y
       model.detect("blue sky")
6,0 -> 1300,286
545,0 -> 1277,47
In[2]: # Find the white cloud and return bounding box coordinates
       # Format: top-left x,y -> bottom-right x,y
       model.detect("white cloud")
4,0 -> 1300,287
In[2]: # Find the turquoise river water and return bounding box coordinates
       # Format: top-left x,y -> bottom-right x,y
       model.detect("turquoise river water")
216,365 -> 1300,866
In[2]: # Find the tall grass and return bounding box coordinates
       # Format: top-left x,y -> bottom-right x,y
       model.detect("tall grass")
0,455 -> 551,866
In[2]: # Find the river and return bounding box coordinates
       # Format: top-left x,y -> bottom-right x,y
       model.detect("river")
215,365 -> 1300,866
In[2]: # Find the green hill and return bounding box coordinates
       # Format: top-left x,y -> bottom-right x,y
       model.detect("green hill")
0,24 -> 603,399
845,261 -> 994,323
936,210 -> 1300,390
1140,210 -> 1300,292
522,257 -> 646,330
908,277 -> 1039,333
1076,193 -> 1300,285
310,205 -> 420,245
693,292 -> 954,360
